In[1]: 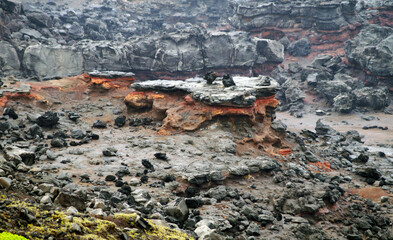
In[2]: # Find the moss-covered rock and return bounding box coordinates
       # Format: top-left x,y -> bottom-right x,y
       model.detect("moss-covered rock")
0,195 -> 193,240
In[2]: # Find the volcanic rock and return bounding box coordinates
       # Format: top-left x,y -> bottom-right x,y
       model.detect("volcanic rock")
3,108 -> 18,119
288,38 -> 311,57
23,44 -> 84,80
256,38 -> 284,63
222,74 -> 235,87
165,198 -> 189,222
0,41 -> 20,76
131,76 -> 278,107
345,24 -> 393,77
353,87 -> 390,110
4,145 -> 35,166
36,111 -> 59,128
114,116 -> 126,127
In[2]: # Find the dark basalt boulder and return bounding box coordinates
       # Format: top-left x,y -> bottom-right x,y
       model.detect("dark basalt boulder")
36,111 -> 59,128
288,38 -> 311,57
345,24 -> 393,77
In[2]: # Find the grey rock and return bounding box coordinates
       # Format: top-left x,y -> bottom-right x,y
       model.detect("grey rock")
315,119 -> 337,136
46,150 -> 57,160
189,173 -> 211,185
246,222 -> 261,236
23,44 -> 84,80
132,76 -> 279,107
353,87 -> 390,110
345,24 -> 393,77
4,146 -> 35,166
288,38 -> 311,57
165,198 -> 189,222
54,191 -> 86,211
283,199 -> 301,215
333,93 -> 356,113
260,158 -> 280,171
0,177 -> 12,189
207,186 -> 227,201
256,38 -> 284,63
40,195 -> 53,205
0,40 -> 20,76
316,80 -> 351,102
355,167 -> 382,180
229,165 -> 250,176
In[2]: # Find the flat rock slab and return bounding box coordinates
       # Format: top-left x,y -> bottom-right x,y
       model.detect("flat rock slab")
87,70 -> 135,79
132,76 -> 278,107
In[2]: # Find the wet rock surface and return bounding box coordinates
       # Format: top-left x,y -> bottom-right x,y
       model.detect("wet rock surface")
0,75 -> 391,239
0,0 -> 392,239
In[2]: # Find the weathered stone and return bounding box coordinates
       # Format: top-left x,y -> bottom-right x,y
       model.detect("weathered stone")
0,40 -> 20,76
256,38 -> 284,63
54,192 -> 86,211
23,44 -> 83,80
164,198 -> 189,222
288,38 -> 311,57
345,25 -> 393,77
132,76 -> 278,107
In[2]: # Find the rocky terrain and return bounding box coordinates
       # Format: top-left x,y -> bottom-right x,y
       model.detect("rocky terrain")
0,0 -> 392,239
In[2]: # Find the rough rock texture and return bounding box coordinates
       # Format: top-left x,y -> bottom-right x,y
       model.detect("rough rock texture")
345,24 -> 393,77
23,44 -> 84,80
232,0 -> 360,31
131,76 -> 279,107
0,41 -> 20,76
126,75 -> 287,154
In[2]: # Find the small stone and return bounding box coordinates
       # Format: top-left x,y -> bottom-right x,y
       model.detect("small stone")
154,153 -> 168,161
40,195 -> 53,204
105,175 -> 116,182
103,148 -> 117,157
0,177 -> 12,189
46,150 -> 57,160
93,120 -> 107,128
114,116 -> 126,127
381,196 -> 389,203
165,198 -> 189,222
66,206 -> 79,215
71,223 -> 82,233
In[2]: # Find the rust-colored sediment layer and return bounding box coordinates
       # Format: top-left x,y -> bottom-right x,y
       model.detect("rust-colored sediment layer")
82,73 -> 135,89
125,91 -> 290,155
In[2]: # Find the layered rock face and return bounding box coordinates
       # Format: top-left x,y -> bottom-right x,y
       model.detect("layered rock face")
125,76 -> 288,154
18,31 -> 283,80
232,0 -> 360,31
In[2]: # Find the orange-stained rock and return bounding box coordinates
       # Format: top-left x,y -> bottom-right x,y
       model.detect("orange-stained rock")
124,90 -> 290,156
82,71 -> 135,90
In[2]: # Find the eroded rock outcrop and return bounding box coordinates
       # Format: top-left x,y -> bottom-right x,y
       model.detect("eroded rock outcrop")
125,75 -> 289,155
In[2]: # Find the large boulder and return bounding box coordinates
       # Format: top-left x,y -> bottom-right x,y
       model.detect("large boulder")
287,38 -> 311,57
316,80 -> 351,102
203,31 -> 256,68
345,25 -> 393,77
0,41 -> 20,76
256,38 -> 284,63
353,87 -> 390,110
333,93 -> 356,113
23,44 -> 84,80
